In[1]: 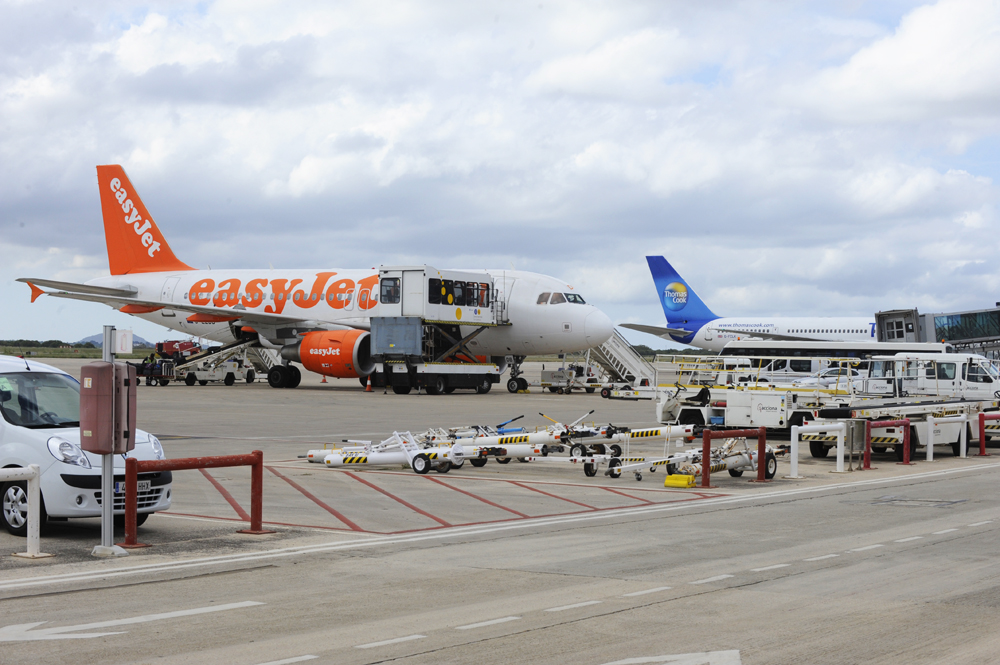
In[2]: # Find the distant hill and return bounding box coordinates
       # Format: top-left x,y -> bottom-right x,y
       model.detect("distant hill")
75,333 -> 155,348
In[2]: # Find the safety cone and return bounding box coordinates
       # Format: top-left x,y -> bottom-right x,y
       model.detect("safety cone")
321,376 -> 327,383
365,377 -> 373,392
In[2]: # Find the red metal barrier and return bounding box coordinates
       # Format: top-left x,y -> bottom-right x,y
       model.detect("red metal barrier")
977,413 -> 997,457
120,450 -> 273,548
701,427 -> 766,488
864,419 -> 912,466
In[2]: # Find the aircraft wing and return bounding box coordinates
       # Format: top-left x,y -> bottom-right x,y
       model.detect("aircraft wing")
620,323 -> 695,338
18,279 -> 369,331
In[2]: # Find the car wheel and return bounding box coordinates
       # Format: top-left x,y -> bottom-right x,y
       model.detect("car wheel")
224,373 -> 235,386
245,370 -> 255,384
199,380 -> 208,386
185,373 -> 196,386
475,378 -> 492,394
1,480 -> 45,537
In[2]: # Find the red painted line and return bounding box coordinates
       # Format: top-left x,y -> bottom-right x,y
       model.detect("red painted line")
600,486 -> 653,504
508,481 -> 596,510
266,466 -> 364,531
343,471 -> 452,527
199,468 -> 250,521
424,476 -> 530,518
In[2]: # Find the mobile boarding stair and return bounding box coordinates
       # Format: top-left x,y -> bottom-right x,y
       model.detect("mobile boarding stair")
589,329 -> 657,398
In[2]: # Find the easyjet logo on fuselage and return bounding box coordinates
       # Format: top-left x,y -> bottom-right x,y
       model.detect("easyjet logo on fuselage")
109,178 -> 162,258
184,272 -> 380,315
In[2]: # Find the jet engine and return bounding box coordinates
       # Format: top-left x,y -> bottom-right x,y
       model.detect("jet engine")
280,330 -> 375,378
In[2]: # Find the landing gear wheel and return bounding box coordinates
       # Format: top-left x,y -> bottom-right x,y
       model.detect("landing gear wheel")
434,461 -> 452,474
569,444 -> 586,458
507,378 -> 520,393
392,385 -> 412,395
600,388 -> 611,399
610,444 -> 623,457
411,454 -> 430,474
224,373 -> 235,386
267,366 -> 287,388
729,468 -> 744,478
608,458 -> 622,479
583,463 -> 597,477
245,370 -> 255,384
496,457 -> 511,464
199,380 -> 208,386
287,366 -> 301,388
517,378 -> 528,391
764,451 -> 778,479
475,378 -> 492,394
470,458 -> 488,467
809,441 -> 829,458
185,373 -> 196,386
1,481 -> 45,537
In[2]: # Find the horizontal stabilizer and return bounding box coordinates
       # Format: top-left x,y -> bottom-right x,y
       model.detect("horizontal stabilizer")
620,323 -> 695,338
17,278 -> 137,298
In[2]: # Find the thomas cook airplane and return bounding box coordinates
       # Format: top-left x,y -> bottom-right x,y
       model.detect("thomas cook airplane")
19,165 -> 613,390
621,256 -> 876,353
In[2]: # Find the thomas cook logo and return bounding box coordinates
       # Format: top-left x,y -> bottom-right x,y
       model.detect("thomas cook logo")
662,282 -> 688,311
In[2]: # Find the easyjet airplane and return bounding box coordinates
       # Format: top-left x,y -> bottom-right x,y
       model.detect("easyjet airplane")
20,165 -> 614,388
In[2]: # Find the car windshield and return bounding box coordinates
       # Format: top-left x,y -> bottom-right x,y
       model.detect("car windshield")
0,372 -> 80,429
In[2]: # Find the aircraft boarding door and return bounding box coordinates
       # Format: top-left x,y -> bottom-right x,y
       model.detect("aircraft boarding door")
704,327 -> 712,341
160,277 -> 180,318
401,271 -> 424,317
379,272 -> 403,317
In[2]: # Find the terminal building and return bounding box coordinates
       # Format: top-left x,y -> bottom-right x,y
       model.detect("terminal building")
876,306 -> 1000,356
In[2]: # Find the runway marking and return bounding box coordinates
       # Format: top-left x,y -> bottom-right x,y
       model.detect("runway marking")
2,463 -> 997,592
199,469 -> 250,521
623,586 -> 672,597
343,471 -> 451,527
933,529 -> 958,534
751,564 -> 790,572
266,466 -> 364,531
455,616 -> 521,630
545,601 -> 602,612
508,481 -> 596,510
424,476 -> 529,518
968,521 -> 993,526
848,544 -> 884,552
355,634 -> 425,649
256,656 -> 318,664
895,536 -> 924,542
690,575 -> 733,585
804,554 -> 839,561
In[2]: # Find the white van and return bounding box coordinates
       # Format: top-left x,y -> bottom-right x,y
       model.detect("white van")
0,356 -> 171,536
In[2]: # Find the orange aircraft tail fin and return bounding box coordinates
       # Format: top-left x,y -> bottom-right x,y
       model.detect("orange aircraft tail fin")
96,165 -> 193,275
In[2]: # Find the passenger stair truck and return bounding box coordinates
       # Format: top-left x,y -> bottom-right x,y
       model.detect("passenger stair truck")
370,265 -> 509,395
590,329 -> 657,397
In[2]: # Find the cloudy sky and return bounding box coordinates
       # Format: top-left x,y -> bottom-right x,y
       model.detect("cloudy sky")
2,0 -> 999,347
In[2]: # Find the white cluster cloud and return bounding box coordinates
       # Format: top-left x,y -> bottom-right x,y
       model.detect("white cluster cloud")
1,0 -> 999,348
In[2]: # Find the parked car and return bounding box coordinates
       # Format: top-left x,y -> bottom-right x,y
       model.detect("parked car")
0,356 -> 172,536
792,366 -> 862,389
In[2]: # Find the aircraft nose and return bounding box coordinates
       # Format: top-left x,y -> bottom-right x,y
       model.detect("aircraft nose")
584,309 -> 614,346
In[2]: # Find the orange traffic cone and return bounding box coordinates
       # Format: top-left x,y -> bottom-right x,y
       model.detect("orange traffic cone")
365,377 -> 373,392
321,376 -> 327,383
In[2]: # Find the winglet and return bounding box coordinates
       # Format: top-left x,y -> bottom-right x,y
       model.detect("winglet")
26,281 -> 45,303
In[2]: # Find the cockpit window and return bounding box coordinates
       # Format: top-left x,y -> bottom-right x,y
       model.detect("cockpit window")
564,293 -> 586,304
536,292 -> 551,305
549,293 -> 567,304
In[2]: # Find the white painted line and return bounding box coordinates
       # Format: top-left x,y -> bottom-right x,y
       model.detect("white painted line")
2,462 -> 999,592
849,544 -> 884,552
355,635 -> 426,649
933,529 -> 958,534
623,586 -> 673,597
256,656 -> 318,665
751,564 -> 790,572
545,601 -> 602,612
690,574 -> 734,585
455,616 -> 521,630
968,521 -> 993,527
804,554 -> 838,561
894,536 -> 923,543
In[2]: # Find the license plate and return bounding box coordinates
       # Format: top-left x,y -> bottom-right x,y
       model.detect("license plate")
114,480 -> 151,493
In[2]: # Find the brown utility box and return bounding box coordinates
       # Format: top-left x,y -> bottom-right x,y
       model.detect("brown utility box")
80,361 -> 137,454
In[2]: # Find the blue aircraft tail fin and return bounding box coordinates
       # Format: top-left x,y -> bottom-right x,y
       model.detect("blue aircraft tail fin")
646,256 -> 718,324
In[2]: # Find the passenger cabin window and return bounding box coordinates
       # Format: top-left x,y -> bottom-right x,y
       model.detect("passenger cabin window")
564,293 -> 586,304
790,359 -> 811,373
549,293 -> 567,304
465,282 -> 478,308
537,292 -> 551,305
380,278 -> 401,304
428,279 -> 443,305
453,281 -> 466,307
443,280 -> 455,305
479,283 -> 491,307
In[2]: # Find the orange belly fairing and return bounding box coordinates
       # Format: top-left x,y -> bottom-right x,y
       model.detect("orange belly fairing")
298,330 -> 372,378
